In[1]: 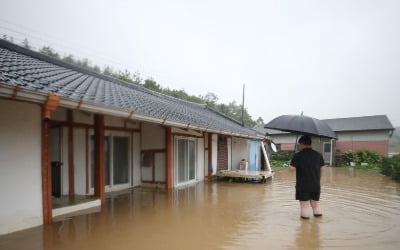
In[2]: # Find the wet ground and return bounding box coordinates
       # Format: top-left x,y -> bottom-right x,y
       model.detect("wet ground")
1,167 -> 400,250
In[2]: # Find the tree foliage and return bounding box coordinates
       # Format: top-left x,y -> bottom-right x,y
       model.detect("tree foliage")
256,117 -> 264,125
380,154 -> 400,180
39,46 -> 60,59
22,38 -> 30,49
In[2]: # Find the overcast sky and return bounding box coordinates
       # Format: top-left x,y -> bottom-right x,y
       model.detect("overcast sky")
1,0 -> 399,126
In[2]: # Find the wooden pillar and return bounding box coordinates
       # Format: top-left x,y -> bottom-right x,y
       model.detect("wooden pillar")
67,110 -> 75,198
41,94 -> 59,224
208,133 -> 212,180
165,127 -> 173,189
94,114 -> 105,204
41,109 -> 52,224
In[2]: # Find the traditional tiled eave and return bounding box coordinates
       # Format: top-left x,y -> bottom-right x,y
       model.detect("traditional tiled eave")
0,38 -> 266,140
0,83 -> 265,140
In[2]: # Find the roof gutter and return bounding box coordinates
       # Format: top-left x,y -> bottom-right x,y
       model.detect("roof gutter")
0,84 -> 266,140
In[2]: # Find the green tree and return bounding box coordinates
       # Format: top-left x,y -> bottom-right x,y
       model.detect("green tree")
115,70 -> 135,83
93,65 -> 101,73
103,66 -> 114,76
39,46 -> 60,59
62,54 -> 75,64
203,92 -> 218,105
22,38 -> 30,49
143,78 -> 161,92
76,58 -> 90,68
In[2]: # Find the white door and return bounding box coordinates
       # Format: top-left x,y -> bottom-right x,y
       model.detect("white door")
323,142 -> 331,163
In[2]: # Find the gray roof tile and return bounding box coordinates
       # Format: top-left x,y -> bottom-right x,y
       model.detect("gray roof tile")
254,115 -> 394,135
0,39 -> 262,138
324,115 -> 394,132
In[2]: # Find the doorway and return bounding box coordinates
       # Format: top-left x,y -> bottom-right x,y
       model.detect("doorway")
323,142 -> 332,164
249,140 -> 259,171
90,134 -> 130,191
175,138 -> 196,185
50,127 -> 63,198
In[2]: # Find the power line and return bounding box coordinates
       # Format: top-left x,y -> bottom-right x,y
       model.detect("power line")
0,19 -> 190,83
0,25 -> 131,71
0,18 -> 134,70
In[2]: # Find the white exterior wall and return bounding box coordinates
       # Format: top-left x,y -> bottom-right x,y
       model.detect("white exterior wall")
211,134 -> 218,175
141,122 -> 165,183
132,132 -> 141,186
141,122 -> 165,150
336,131 -> 390,141
171,127 -> 203,137
74,128 -> 86,195
0,99 -> 43,235
272,131 -> 390,145
197,138 -> 205,181
105,115 -> 124,127
154,153 -> 166,182
61,127 -> 69,195
74,110 -> 94,125
270,134 -> 297,144
231,137 -> 249,170
227,137 -> 232,170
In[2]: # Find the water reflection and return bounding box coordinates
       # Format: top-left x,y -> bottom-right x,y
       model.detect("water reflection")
1,167 -> 400,250
295,219 -> 321,250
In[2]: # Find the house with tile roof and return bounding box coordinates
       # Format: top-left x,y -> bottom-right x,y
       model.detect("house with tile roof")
0,39 -> 267,234
254,115 -> 395,164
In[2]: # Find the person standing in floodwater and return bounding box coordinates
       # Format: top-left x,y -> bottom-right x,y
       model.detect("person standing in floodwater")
289,135 -> 325,219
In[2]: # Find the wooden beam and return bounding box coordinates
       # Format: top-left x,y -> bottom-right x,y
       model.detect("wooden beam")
94,114 -> 105,205
41,106 -> 52,224
208,133 -> 212,180
141,149 -> 166,153
166,127 -> 173,189
67,110 -> 75,198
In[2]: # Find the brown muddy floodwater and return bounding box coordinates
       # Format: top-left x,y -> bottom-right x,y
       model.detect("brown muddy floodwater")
1,167 -> 400,250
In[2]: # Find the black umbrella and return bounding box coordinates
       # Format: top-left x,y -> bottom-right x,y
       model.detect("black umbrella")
264,114 -> 337,139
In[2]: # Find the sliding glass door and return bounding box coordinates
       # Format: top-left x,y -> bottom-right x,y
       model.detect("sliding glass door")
176,138 -> 196,185
91,134 -> 130,189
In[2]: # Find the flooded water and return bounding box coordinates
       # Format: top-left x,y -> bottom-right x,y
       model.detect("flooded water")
1,167 -> 400,250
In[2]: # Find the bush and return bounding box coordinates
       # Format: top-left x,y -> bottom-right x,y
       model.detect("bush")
270,151 -> 293,168
340,149 -> 383,168
335,152 -> 347,167
380,155 -> 400,180
271,151 -> 294,161
270,160 -> 289,168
